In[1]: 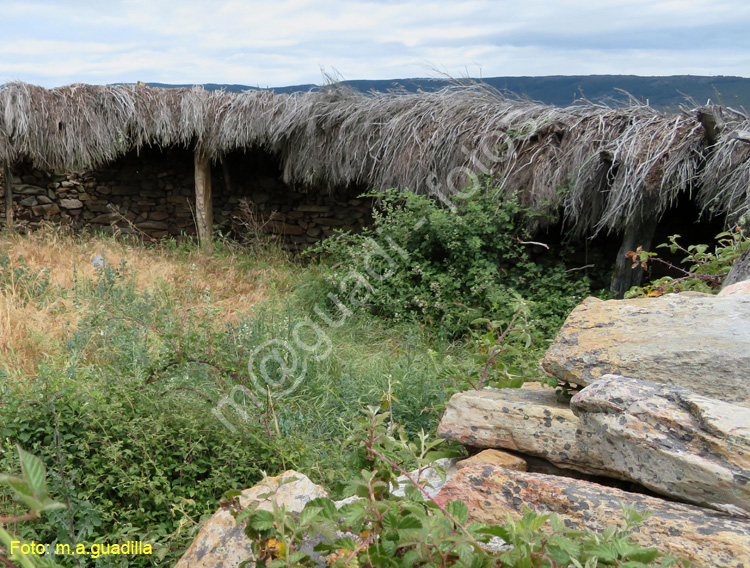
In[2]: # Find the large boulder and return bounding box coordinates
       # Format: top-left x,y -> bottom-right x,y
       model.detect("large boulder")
572,375 -> 750,516
437,385 -> 620,478
174,471 -> 327,568
435,464 -> 750,568
541,294 -> 750,406
438,378 -> 750,515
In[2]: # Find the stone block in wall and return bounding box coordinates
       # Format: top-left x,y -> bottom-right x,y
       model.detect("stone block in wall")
111,185 -> 140,196
60,199 -> 83,210
77,193 -> 90,201
135,221 -> 168,231
96,186 -> 112,195
31,203 -> 60,217
150,211 -> 169,221
87,202 -> 113,213
16,185 -> 47,196
306,226 -> 321,237
20,197 -> 38,207
296,205 -> 331,213
317,218 -> 346,227
168,195 -> 189,204
265,221 -> 305,235
36,195 -> 52,205
251,192 -> 270,204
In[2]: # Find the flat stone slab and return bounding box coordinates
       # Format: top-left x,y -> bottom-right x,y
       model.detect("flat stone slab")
435,464 -> 750,568
457,449 -> 527,471
541,294 -> 750,406
437,386 -> 619,478
572,374 -> 750,516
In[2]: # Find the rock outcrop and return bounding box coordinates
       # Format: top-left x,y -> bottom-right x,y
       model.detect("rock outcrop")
439,376 -> 750,516
438,385 -> 620,478
174,471 -> 327,568
541,294 -> 750,406
435,464 -> 750,568
571,374 -> 750,516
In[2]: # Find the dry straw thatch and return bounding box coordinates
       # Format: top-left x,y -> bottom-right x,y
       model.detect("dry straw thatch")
1,80 -> 748,235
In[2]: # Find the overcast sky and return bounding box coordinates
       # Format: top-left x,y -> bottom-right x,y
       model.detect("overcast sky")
1,0 -> 748,88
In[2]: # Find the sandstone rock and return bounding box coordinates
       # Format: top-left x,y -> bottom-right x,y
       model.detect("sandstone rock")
435,464 -> 750,568
175,471 -> 327,568
59,198 -> 83,210
457,449 -> 527,471
438,386 -> 617,477
718,280 -> 750,295
542,294 -> 750,405
572,374 -> 750,516
20,196 -> 38,207
36,195 -> 52,205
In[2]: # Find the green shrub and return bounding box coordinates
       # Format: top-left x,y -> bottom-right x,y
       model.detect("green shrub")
625,228 -> 750,297
315,188 -> 593,340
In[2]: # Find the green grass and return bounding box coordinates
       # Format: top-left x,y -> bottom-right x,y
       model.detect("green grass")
0,230 -> 488,567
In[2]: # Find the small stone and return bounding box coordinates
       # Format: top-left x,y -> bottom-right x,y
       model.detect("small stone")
20,196 -> 38,207
457,449 -> 527,471
36,195 -> 52,204
149,211 -> 169,221
59,198 -> 83,210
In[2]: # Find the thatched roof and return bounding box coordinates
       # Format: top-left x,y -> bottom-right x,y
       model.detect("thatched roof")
1,81 -> 748,234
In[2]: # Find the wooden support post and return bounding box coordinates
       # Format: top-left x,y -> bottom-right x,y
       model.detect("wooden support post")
3,163 -> 13,231
194,152 -> 213,251
610,212 -> 658,299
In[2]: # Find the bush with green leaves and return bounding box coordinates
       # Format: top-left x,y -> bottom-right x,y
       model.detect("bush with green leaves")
1,247 -> 480,567
314,188 -> 594,340
229,406 -> 688,568
0,446 -> 66,568
625,228 -> 750,297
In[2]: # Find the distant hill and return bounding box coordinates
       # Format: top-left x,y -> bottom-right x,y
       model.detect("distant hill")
145,75 -> 750,110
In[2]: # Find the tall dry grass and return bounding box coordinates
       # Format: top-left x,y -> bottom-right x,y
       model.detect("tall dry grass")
0,226 -> 296,379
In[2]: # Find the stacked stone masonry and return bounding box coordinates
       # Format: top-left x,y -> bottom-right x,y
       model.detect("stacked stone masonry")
0,147 -> 373,248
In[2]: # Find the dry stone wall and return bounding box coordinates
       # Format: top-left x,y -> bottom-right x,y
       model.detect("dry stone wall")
0,147 -> 374,248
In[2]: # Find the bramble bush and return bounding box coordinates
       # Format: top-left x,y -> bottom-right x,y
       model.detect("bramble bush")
315,187 -> 594,340
625,228 -> 750,297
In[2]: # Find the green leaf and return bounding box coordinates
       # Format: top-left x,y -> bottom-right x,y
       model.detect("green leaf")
17,446 -> 47,496
248,510 -> 275,532
298,505 -> 322,527
477,526 -> 510,541
397,515 -> 423,530
341,502 -> 366,527
306,497 -> 338,520
446,500 -> 469,525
